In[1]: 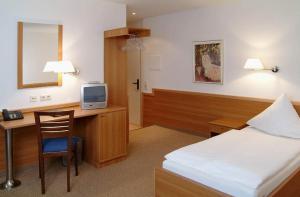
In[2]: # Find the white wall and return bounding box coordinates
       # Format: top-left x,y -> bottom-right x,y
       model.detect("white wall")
142,0 -> 300,101
0,0 -> 126,109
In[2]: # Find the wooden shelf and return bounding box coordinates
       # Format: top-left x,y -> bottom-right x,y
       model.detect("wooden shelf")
208,118 -> 247,137
104,27 -> 151,38
209,118 -> 247,130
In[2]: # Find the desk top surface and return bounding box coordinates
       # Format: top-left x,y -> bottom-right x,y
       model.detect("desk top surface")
0,105 -> 126,130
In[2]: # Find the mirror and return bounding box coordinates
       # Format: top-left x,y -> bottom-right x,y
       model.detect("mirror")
18,22 -> 62,89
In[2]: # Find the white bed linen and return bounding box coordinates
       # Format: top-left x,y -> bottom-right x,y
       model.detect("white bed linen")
164,127 -> 300,197
163,156 -> 300,197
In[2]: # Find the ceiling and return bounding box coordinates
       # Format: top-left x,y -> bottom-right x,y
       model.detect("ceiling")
108,0 -> 237,22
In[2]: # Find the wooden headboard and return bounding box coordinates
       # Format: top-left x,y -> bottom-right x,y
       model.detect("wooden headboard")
143,89 -> 300,137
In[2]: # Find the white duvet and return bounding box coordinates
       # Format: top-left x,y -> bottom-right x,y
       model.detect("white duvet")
165,127 -> 300,190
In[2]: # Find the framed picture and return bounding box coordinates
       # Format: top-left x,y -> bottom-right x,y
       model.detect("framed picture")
193,40 -> 223,84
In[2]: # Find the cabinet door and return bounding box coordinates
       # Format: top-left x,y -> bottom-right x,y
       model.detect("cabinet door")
99,110 -> 127,163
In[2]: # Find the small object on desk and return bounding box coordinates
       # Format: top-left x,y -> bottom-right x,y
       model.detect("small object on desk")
208,118 -> 247,137
2,109 -> 24,121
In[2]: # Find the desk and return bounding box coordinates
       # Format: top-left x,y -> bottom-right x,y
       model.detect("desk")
0,104 -> 127,190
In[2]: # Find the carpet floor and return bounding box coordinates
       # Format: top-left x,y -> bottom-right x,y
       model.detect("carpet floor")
0,125 -> 204,197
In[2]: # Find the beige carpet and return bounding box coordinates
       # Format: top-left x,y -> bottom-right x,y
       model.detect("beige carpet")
0,125 -> 204,197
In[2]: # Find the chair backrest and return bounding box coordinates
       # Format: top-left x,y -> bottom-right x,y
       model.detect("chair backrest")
34,110 -> 75,153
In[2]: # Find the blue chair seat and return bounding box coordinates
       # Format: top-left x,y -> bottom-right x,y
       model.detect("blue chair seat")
42,137 -> 79,153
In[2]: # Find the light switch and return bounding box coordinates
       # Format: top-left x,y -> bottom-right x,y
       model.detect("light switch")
30,96 -> 38,102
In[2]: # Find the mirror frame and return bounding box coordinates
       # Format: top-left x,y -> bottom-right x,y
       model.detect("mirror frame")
17,22 -> 63,89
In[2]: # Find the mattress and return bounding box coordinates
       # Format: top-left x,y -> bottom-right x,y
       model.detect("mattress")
163,127 -> 300,197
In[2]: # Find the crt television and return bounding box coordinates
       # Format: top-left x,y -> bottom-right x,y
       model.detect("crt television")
81,82 -> 108,110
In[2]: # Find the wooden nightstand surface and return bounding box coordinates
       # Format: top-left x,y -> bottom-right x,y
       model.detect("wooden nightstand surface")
208,118 -> 248,137
209,118 -> 247,130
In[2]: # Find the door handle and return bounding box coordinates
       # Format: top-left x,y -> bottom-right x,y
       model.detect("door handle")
132,79 -> 139,90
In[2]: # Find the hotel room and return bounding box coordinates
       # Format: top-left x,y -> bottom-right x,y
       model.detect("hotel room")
0,0 -> 300,196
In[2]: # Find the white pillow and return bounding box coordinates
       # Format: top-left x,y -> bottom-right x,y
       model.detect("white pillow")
247,94 -> 300,138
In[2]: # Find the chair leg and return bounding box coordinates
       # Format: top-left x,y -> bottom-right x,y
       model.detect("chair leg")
74,145 -> 78,176
40,157 -> 45,194
38,156 -> 41,178
67,153 -> 71,192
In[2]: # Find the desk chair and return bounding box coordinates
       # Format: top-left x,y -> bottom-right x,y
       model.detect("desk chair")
34,110 -> 79,194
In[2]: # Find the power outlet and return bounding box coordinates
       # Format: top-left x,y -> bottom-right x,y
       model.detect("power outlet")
40,95 -> 52,101
46,95 -> 52,101
40,95 -> 47,101
30,96 -> 38,102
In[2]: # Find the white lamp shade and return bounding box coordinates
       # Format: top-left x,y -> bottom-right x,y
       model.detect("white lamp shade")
43,61 -> 75,73
244,58 -> 264,70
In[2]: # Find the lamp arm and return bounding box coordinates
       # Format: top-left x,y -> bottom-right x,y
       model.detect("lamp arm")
264,66 -> 279,73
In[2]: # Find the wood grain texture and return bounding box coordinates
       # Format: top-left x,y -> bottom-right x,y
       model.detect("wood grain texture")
104,37 -> 128,107
208,118 -> 247,129
104,27 -> 151,38
99,111 -> 127,163
0,105 -> 127,171
104,37 -> 129,143
208,118 -> 247,137
0,105 -> 125,130
155,168 -> 300,197
57,25 -> 63,86
104,27 -> 151,142
269,167 -> 300,197
34,110 -> 77,194
156,166 -> 300,197
143,89 -> 300,137
155,168 -> 229,197
17,22 -> 23,89
17,22 -> 62,89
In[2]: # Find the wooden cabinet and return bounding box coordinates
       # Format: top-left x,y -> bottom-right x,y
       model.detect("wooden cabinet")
98,110 -> 127,163
76,108 -> 127,168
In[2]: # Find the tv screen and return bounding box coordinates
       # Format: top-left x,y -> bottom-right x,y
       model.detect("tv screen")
83,86 -> 106,103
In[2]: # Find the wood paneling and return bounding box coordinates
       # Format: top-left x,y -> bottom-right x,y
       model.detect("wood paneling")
99,110 -> 127,163
104,27 -> 151,137
155,167 -> 300,197
269,167 -> 300,197
17,22 -> 23,89
104,27 -> 151,38
104,37 -> 128,107
104,37 -> 129,143
155,168 -> 229,197
0,126 -> 39,171
143,89 -> 300,137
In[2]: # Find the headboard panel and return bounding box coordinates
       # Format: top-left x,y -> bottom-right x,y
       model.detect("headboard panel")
143,89 -> 300,137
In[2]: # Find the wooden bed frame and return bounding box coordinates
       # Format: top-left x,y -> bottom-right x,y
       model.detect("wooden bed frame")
155,166 -> 300,197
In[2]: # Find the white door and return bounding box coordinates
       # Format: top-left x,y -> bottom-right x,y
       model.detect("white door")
127,49 -> 141,128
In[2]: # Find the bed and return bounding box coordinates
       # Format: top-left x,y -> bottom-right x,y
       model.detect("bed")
155,127 -> 300,197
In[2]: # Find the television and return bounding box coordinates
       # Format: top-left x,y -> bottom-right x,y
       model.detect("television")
81,82 -> 108,110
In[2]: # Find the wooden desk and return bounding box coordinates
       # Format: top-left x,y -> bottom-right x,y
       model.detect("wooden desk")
0,104 -> 127,190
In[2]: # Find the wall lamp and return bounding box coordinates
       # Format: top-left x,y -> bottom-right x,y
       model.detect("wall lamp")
244,58 -> 279,73
43,61 -> 80,75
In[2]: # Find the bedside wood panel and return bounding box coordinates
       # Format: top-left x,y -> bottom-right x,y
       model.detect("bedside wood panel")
209,124 -> 231,134
143,89 -> 300,137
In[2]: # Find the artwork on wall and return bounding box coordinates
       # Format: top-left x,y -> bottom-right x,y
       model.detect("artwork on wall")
193,40 -> 223,84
